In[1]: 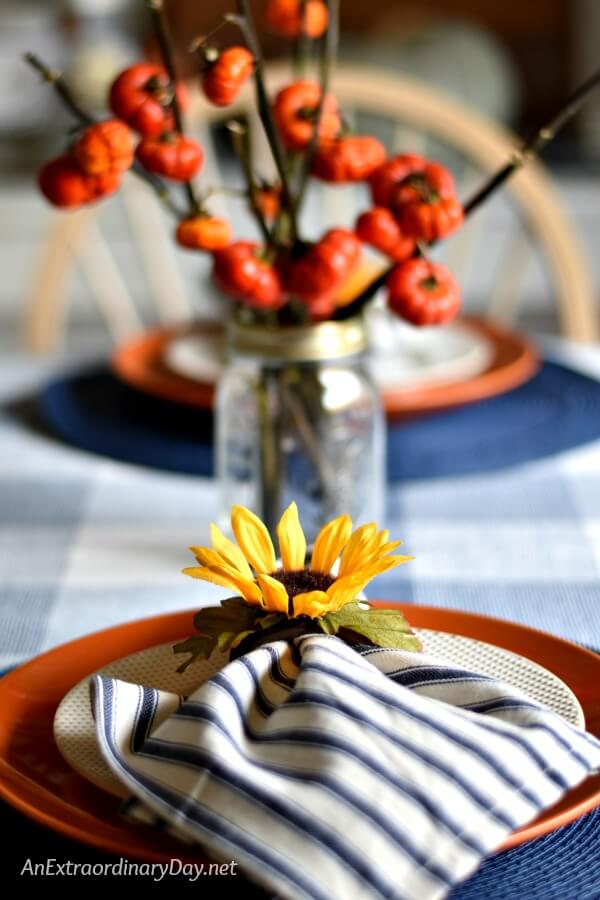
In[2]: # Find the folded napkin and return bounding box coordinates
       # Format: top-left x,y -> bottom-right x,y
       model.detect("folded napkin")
91,634 -> 600,900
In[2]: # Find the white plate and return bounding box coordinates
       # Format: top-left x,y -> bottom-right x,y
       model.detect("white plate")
366,309 -> 494,389
54,629 -> 584,798
163,313 -> 493,392
165,329 -> 226,384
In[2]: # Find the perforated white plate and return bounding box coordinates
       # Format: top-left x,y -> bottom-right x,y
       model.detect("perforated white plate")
163,315 -> 493,391
54,630 -> 584,798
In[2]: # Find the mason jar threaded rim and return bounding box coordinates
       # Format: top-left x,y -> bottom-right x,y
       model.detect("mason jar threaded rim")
229,315 -> 368,362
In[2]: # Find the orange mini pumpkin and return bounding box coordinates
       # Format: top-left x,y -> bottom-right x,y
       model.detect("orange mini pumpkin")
288,227 -> 362,317
387,258 -> 461,326
265,0 -> 328,38
355,207 -> 415,262
109,63 -> 189,137
38,155 -> 120,209
136,134 -> 204,182
312,136 -> 387,183
255,184 -> 281,221
176,216 -> 233,251
400,196 -> 464,243
369,153 -> 428,207
273,81 -> 340,151
213,241 -> 284,309
202,47 -> 254,107
73,120 -> 134,176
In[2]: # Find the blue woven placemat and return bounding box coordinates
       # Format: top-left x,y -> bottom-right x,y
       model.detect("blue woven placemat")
39,361 -> 600,481
1,793 -> 599,894
449,808 -> 600,899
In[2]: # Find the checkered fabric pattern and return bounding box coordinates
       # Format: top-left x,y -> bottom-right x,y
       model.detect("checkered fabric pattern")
1,335 -> 600,670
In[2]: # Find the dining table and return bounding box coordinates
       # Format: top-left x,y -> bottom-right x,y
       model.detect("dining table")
1,324 -> 600,896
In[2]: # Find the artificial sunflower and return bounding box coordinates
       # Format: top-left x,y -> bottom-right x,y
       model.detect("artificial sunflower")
174,503 -> 421,670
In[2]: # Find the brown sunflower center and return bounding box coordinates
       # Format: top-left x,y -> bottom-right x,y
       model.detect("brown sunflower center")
271,568 -> 336,616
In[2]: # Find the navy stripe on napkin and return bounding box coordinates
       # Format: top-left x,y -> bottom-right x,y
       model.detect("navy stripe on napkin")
91,635 -> 600,900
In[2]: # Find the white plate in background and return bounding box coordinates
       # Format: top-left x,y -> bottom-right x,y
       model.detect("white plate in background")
163,313 -> 493,392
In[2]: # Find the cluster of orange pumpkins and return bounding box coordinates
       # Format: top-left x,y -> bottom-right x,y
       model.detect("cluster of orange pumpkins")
38,62 -> 201,208
38,0 -> 463,326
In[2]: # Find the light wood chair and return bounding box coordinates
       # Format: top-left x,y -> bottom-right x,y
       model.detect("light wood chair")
24,62 -> 598,350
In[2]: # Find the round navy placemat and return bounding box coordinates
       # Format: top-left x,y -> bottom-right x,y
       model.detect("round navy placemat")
39,362 -> 600,481
1,798 -> 599,896
449,807 -> 600,899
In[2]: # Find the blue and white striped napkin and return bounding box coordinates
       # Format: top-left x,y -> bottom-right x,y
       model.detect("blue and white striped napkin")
91,634 -> 600,900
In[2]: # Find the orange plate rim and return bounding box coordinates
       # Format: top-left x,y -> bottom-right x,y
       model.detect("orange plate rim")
0,603 -> 598,860
111,317 -> 539,417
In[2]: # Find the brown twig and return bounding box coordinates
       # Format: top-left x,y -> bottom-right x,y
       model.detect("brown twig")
334,64 -> 600,321
230,1 -> 299,243
227,120 -> 274,247
296,0 -> 338,205
23,51 -> 183,218
256,367 -> 283,540
146,0 -> 202,215
24,52 -> 93,125
146,0 -> 183,132
292,1 -> 312,79
188,18 -> 230,54
462,65 -> 600,216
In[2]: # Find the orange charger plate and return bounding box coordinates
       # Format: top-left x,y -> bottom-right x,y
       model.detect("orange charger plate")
111,317 -> 539,419
1,603 -> 599,862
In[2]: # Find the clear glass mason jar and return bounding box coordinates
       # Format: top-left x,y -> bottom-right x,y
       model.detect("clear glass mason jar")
216,316 -> 385,544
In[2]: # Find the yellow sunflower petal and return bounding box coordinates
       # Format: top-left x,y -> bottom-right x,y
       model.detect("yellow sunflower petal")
345,530 -> 385,573
277,502 -> 307,571
190,547 -> 260,597
231,505 -> 277,574
190,546 -> 230,569
374,528 -> 390,547
209,523 -> 254,580
256,574 -> 290,614
182,565 -> 263,606
326,574 -> 370,611
377,540 -> 403,556
326,553 -> 414,612
345,531 -> 403,574
352,554 -> 414,586
293,590 -> 330,618
338,523 -> 377,576
310,514 -> 352,574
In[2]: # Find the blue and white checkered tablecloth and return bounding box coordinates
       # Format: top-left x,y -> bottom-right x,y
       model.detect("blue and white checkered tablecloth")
1,334 -> 600,670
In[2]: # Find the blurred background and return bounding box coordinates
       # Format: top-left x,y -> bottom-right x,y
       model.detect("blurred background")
2,0 -> 600,345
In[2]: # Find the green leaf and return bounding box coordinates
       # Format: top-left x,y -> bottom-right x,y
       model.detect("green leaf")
318,615 -> 338,636
193,597 -> 264,635
257,612 -> 287,630
174,597 -> 268,671
230,628 -> 258,648
321,602 -> 422,652
173,634 -> 217,672
215,631 -> 237,652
